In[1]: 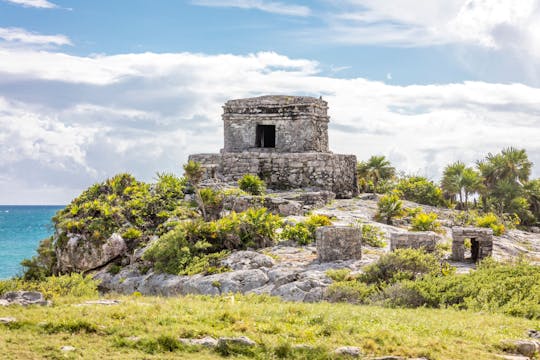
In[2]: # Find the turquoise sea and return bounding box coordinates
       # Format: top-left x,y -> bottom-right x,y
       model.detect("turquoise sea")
0,205 -> 64,279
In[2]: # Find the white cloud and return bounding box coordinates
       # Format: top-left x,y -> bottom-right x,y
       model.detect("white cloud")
1,47 -> 540,204
191,0 -> 311,16
317,0 -> 540,69
0,27 -> 71,46
3,0 -> 57,8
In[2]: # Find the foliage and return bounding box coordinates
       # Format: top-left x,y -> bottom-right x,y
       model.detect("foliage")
198,187 -> 224,221
325,280 -> 376,304
477,147 -> 536,224
144,208 -> 282,274
359,248 -> 447,286
358,223 -> 386,247
357,155 -> 396,193
410,212 -> 442,233
325,268 -> 353,282
22,173 -> 187,279
0,273 -> 99,299
396,176 -> 445,207
280,214 -> 332,245
475,213 -> 506,235
375,192 -> 404,225
441,161 -> 482,209
238,174 -> 266,195
180,251 -> 230,276
20,236 -> 56,281
401,258 -> 540,319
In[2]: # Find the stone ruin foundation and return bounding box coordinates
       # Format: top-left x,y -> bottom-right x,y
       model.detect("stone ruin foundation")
315,226 -> 362,262
189,95 -> 358,198
451,227 -> 493,262
390,232 -> 439,253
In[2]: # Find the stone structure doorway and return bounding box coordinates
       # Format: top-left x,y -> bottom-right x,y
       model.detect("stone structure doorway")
451,227 -> 493,262
256,125 -> 275,148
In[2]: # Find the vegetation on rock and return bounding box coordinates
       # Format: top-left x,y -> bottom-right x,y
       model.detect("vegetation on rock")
238,174 -> 266,195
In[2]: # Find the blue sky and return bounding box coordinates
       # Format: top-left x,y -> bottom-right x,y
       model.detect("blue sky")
1,0 -> 540,204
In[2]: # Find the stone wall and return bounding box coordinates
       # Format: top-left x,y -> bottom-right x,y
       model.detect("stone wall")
189,152 -> 358,198
452,227 -> 493,261
223,95 -> 329,153
315,226 -> 362,262
390,232 -> 439,252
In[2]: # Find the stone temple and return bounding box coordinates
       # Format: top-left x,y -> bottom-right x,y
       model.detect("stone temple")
189,95 -> 358,198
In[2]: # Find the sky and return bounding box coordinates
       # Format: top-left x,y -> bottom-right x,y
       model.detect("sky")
1,0 -> 540,204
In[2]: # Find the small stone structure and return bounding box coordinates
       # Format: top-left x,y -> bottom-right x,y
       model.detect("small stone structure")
390,232 -> 439,252
451,227 -> 493,261
189,95 -> 358,198
315,226 -> 362,262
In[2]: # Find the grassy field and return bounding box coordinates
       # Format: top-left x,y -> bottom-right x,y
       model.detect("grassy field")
0,294 -> 537,360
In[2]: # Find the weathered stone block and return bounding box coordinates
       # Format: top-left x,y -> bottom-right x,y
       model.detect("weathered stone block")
315,226 -> 362,262
390,232 -> 439,252
451,227 -> 493,261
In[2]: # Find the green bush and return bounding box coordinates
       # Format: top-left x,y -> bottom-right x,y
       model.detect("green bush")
375,192 -> 404,225
360,224 -> 386,247
410,212 -> 442,233
475,213 -> 505,235
0,273 -> 99,299
145,208 -> 282,274
324,281 -> 375,304
360,248 -> 447,285
122,227 -> 142,240
403,258 -> 540,318
326,268 -> 353,282
20,236 -> 56,281
280,222 -> 311,244
280,214 -> 332,245
238,174 -> 266,195
396,176 -> 445,207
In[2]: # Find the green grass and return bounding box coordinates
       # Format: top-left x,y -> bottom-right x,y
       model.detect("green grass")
0,294 -> 537,359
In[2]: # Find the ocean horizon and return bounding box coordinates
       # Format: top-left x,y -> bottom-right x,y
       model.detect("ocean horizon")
0,205 -> 64,280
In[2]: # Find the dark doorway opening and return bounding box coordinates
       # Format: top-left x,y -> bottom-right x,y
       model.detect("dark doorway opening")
256,125 -> 275,148
470,238 -> 479,261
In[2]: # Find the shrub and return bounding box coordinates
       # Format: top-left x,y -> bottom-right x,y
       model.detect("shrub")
198,188 -> 224,220
360,224 -> 386,247
122,227 -> 142,240
326,268 -> 353,282
475,213 -> 505,235
280,214 -> 332,245
324,281 -> 375,304
20,236 -> 56,281
360,248 -> 446,285
280,222 -> 311,244
0,273 -> 99,299
238,174 -> 266,195
403,258 -> 540,318
410,212 -> 442,233
145,208 -> 282,274
396,176 -> 445,207
375,192 -> 404,225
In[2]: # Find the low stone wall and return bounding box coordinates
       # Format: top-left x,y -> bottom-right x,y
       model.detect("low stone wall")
315,226 -> 362,262
390,232 -> 439,252
189,152 -> 358,198
452,227 -> 493,261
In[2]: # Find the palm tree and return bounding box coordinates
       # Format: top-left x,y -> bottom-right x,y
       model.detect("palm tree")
441,161 -> 481,209
477,147 -> 532,214
357,155 -> 396,193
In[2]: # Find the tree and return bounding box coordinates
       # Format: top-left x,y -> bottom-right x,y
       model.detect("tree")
441,161 -> 481,209
477,147 -> 532,214
357,155 -> 396,193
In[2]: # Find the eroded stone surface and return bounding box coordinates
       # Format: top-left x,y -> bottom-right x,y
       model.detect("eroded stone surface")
0,291 -> 49,306
390,232 -> 440,252
316,226 -> 362,262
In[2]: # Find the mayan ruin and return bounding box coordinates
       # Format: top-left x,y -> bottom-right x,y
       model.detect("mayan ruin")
189,95 -> 358,198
